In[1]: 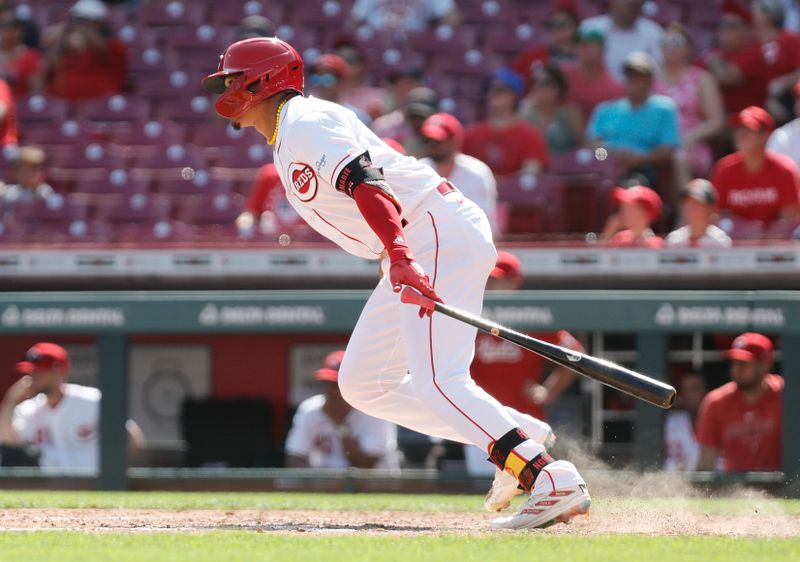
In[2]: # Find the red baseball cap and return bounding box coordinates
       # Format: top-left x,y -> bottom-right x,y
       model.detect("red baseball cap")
724,333 -> 773,364
314,350 -> 345,382
382,137 -> 406,155
490,251 -> 522,280
612,185 -> 663,221
730,105 -> 775,133
315,53 -> 350,78
722,0 -> 752,24
421,112 -> 464,146
16,342 -> 70,375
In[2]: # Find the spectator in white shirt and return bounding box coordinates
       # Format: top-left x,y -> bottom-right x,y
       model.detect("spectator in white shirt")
767,78 -> 800,168
419,112 -> 498,233
666,179 -> 733,248
285,350 -> 399,469
581,0 -> 664,79
0,342 -> 143,472
349,0 -> 459,33
664,372 -> 707,471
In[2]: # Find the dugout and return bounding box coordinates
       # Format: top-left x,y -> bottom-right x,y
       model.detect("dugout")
0,290 -> 796,492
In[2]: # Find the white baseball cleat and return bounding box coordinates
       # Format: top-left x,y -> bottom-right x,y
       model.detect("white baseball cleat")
484,430 -> 557,513
491,460 -> 591,530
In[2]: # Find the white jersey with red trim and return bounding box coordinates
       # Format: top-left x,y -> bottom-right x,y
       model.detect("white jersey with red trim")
272,95 -> 445,259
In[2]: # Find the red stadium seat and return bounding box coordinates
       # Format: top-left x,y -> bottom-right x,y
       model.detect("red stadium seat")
95,193 -> 176,242
207,0 -> 285,26
459,0 -> 518,25
74,95 -> 151,124
23,120 -> 98,157
495,173 -> 566,235
107,120 -> 186,159
157,95 -> 218,124
138,0 -> 205,28
292,0 -> 351,27
176,192 -> 245,239
130,143 -> 208,181
72,168 -> 151,195
483,24 -> 541,55
16,95 -> 69,126
407,25 -> 479,54
48,142 -> 127,182
155,171 -> 233,195
13,193 -> 105,242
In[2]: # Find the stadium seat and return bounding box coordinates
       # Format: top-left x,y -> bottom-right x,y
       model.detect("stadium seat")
16,95 -> 69,126
154,170 -> 233,195
157,95 -> 217,124
130,143 -> 208,181
176,192 -> 245,239
74,95 -> 151,124
482,24 -> 541,55
207,0 -> 285,26
22,120 -> 98,157
495,173 -> 566,235
291,0 -> 351,27
94,193 -> 176,242
116,24 -> 159,52
107,120 -> 186,159
138,0 -> 205,28
459,0 -> 517,25
48,142 -> 127,182
12,193 -> 100,242
404,25 -> 479,54
432,50 -> 503,76
128,46 -> 180,77
72,168 -> 151,195
208,142 -> 272,171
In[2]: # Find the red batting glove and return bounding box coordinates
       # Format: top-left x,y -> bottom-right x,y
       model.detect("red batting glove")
389,255 -> 443,318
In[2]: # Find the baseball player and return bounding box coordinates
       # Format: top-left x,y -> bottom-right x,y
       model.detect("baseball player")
0,342 -> 143,472
203,37 -> 590,529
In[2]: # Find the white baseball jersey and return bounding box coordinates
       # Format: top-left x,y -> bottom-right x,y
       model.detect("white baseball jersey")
12,383 -> 100,472
285,394 -> 399,469
663,410 -> 700,471
665,225 -> 732,248
420,153 -> 498,232
272,95 -> 445,259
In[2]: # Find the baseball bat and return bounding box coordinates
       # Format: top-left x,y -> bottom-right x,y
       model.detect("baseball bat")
401,287 -> 676,409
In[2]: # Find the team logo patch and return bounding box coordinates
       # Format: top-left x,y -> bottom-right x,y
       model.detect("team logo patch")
288,162 -> 318,202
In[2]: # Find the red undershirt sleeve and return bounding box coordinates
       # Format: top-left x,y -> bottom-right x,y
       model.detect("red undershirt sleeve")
353,183 -> 411,262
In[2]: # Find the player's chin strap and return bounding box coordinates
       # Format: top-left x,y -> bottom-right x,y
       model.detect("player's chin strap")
488,428 -> 555,492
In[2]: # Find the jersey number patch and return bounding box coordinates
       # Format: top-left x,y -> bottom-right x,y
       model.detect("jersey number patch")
288,162 -> 319,202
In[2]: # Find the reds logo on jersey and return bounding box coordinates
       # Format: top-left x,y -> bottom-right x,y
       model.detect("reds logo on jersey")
287,162 -> 319,202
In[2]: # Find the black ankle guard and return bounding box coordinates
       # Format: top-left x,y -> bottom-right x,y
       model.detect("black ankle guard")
488,428 -> 529,470
518,452 -> 555,491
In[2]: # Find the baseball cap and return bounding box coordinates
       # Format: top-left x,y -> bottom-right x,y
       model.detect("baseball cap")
722,0 -> 753,23
729,105 -> 775,132
490,67 -> 526,97
421,112 -> 464,144
69,0 -> 109,21
237,15 -> 276,39
681,178 -> 718,205
314,350 -> 345,382
612,185 -> 663,221
622,51 -> 657,75
724,333 -> 774,363
314,54 -> 350,78
15,342 -> 70,375
382,137 -> 406,154
404,87 -> 438,118
490,251 -> 522,280
577,25 -> 605,44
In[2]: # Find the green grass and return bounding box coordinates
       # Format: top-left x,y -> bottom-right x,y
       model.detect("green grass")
0,490 -> 799,515
0,533 -> 797,562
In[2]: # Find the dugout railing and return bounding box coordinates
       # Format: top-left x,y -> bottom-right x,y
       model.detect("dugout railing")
0,290 -> 796,491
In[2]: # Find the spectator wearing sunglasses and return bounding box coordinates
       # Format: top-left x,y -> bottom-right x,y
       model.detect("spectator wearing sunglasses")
511,0 -> 580,78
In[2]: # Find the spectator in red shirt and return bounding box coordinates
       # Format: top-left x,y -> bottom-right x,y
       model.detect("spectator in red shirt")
462,68 -> 549,177
752,0 -> 800,122
236,163 -> 302,238
696,332 -> 783,472
710,106 -> 800,232
601,185 -> 665,248
0,10 -> 42,97
42,0 -> 128,100
0,76 -> 16,147
511,0 -> 580,79
704,1 -> 768,115
561,26 -> 625,122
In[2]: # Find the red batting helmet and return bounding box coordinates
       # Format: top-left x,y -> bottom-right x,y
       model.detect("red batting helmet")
202,37 -> 304,119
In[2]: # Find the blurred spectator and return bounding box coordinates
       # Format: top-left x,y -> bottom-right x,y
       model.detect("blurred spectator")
285,351 -> 399,469
309,53 -> 371,124
752,0 -> 800,122
561,26 -> 625,121
704,2 -> 768,115
601,185 -> 665,248
581,0 -> 663,79
419,112 -> 497,231
236,163 -> 301,238
349,0 -> 459,34
465,251 -> 582,476
520,64 -> 583,154
377,64 -> 425,115
42,0 -> 128,100
236,15 -> 276,40
696,333 -> 783,472
779,0 -> 800,31
511,0 -> 580,78
0,146 -> 53,219
711,106 -> 800,231
372,86 -> 437,157
462,68 -> 549,177
665,179 -> 732,248
587,52 -> 680,185
0,74 -> 16,146
655,23 -> 725,184
0,342 -> 143,472
0,10 -> 42,96
664,372 -> 707,471
335,41 -> 386,121
767,79 -> 800,166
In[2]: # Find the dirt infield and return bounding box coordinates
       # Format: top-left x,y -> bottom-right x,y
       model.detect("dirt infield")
1,508 -> 798,536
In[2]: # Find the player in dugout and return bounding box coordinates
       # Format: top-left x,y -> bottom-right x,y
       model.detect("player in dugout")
202,37 -> 590,530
